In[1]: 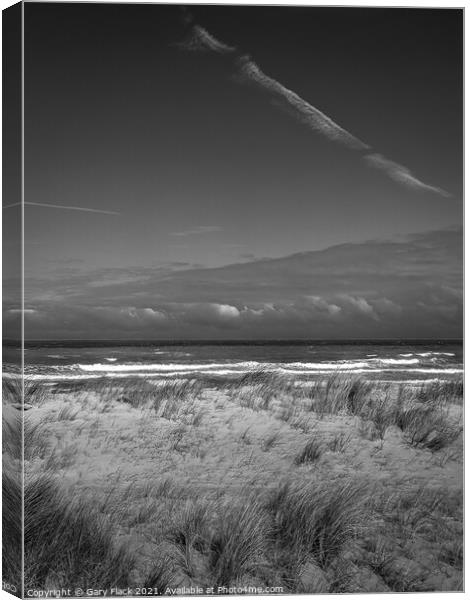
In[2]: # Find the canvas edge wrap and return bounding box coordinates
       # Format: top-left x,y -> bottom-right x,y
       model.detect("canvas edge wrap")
3,2 -> 24,598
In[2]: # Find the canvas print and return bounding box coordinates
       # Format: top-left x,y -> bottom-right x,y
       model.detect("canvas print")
2,2 -> 463,597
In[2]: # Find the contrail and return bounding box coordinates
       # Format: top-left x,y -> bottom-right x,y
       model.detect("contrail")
178,24 -> 235,54
180,24 -> 367,151
178,17 -> 450,198
364,154 -> 451,197
3,202 -> 121,215
237,56 -> 369,151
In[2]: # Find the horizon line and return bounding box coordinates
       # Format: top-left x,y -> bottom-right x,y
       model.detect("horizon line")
7,337 -> 463,345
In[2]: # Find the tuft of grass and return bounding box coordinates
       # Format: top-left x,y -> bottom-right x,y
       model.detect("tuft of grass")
4,412 -> 50,461
294,438 -> 323,465
289,413 -> 312,433
365,536 -> 424,592
363,393 -> 395,443
152,379 -> 202,420
142,554 -> 177,594
205,500 -> 271,587
267,479 -> 367,568
394,404 -> 461,451
110,378 -> 203,414
439,539 -> 463,570
232,369 -> 290,391
168,501 -> 208,577
2,411 -> 23,461
169,497 -> 270,587
3,376 -> 49,407
371,484 -> 463,553
115,393 -> 144,409
56,404 -> 79,421
188,408 -> 205,427
227,369 -> 294,413
23,474 -> 135,590
327,432 -> 351,453
304,375 -> 373,418
2,469 -> 22,590
416,379 -> 463,406
169,424 -> 188,452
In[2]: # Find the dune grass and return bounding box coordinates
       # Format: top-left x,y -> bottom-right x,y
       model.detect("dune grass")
394,404 -> 462,451
2,406 -> 135,591
268,479 -> 367,569
24,474 -> 136,590
5,371 -> 463,594
2,469 -> 22,591
294,437 -> 323,465
3,376 -> 49,407
205,500 -> 270,587
168,496 -> 270,587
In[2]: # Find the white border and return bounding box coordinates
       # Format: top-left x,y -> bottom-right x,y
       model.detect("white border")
0,3 -> 465,600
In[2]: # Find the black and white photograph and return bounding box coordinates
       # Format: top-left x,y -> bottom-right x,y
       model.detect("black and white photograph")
2,2 -> 464,597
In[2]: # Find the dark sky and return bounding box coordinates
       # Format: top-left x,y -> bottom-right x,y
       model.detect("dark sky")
6,3 -> 462,339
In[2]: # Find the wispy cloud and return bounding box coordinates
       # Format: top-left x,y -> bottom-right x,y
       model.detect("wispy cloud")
177,24 -> 235,54
178,16 -> 450,198
169,225 -> 222,237
364,154 -> 451,197
3,202 -> 120,215
237,56 -> 369,151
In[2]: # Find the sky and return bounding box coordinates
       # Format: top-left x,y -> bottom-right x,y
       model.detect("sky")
3,3 -> 463,340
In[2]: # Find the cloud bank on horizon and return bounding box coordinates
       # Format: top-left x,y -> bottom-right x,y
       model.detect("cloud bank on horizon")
6,228 -> 462,340
178,16 -> 450,198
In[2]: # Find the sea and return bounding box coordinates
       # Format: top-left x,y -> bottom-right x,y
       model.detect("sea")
3,340 -> 463,384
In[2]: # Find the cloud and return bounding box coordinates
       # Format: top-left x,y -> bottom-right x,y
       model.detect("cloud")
178,16 -> 450,198
340,295 -> 378,320
3,202 -> 121,215
13,286 -> 460,339
118,307 -> 167,322
213,303 -> 240,318
305,295 -> 342,316
373,297 -> 402,316
237,57 -> 368,151
17,228 -> 461,339
364,154 -> 451,197
169,225 -> 222,237
178,24 -> 235,54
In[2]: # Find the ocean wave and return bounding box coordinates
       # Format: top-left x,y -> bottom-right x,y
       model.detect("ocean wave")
406,368 -> 462,374
56,355 -> 453,375
287,358 -> 420,369
77,361 -> 261,373
416,352 -> 455,357
77,359 -> 408,373
286,361 -> 371,370
378,358 -> 420,365
14,364 -> 463,382
281,367 -> 461,375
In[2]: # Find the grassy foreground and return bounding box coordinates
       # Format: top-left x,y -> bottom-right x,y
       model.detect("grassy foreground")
2,372 -> 463,594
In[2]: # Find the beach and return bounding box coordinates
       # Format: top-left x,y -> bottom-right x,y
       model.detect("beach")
2,341 -> 463,594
